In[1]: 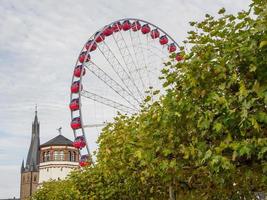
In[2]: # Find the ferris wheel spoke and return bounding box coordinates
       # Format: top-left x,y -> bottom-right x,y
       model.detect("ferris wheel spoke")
136,31 -> 152,88
84,62 -> 140,108
83,123 -> 106,128
112,30 -> 146,93
97,42 -> 143,102
81,90 -> 137,114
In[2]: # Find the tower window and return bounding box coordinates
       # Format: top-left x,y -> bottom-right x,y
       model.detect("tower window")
44,151 -> 50,161
34,175 -> 37,182
72,152 -> 76,162
59,151 -> 64,161
54,151 -> 59,161
69,151 -> 72,161
42,152 -> 45,162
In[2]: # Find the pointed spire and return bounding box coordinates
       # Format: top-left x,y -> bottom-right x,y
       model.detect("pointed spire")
21,160 -> 25,173
34,104 -> 38,124
26,106 -> 40,172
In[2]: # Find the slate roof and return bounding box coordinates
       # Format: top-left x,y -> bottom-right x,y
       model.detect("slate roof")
40,135 -> 73,147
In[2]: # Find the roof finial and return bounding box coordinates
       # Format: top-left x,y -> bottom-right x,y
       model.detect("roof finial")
57,127 -> 62,135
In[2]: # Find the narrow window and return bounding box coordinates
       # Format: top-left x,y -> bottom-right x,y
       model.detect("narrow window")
54,151 -> 59,161
45,151 -> 50,161
69,151 -> 72,161
59,151 -> 64,161
42,152 -> 45,162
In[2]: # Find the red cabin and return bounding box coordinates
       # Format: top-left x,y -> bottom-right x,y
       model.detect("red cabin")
71,81 -> 81,93
159,35 -> 168,45
85,40 -> 97,52
79,155 -> 90,167
168,43 -> 177,53
122,20 -> 131,31
79,52 -> 90,63
71,117 -> 81,130
112,22 -> 122,32
69,98 -> 79,111
73,136 -> 86,149
176,53 -> 183,62
131,21 -> 141,31
141,24 -> 150,34
95,32 -> 105,43
103,26 -> 113,37
150,29 -> 160,39
74,65 -> 86,78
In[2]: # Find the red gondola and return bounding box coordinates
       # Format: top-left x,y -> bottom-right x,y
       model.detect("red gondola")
131,21 -> 141,31
71,81 -> 81,93
168,43 -> 177,53
73,136 -> 86,149
141,24 -> 150,34
85,40 -> 97,52
79,155 -> 90,167
176,53 -> 183,61
71,117 -> 81,130
74,65 -> 86,78
150,29 -> 160,39
95,31 -> 105,43
159,35 -> 168,45
122,20 -> 131,31
103,26 -> 113,37
79,52 -> 90,63
112,22 -> 122,32
69,98 -> 79,111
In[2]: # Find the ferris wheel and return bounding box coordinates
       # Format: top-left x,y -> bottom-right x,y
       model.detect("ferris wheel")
69,18 -> 183,167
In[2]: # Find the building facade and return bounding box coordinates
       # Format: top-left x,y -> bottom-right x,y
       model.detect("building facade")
20,111 -> 79,200
39,135 -> 79,183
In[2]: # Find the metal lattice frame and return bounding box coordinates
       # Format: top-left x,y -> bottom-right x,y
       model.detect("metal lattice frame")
70,18 -> 179,161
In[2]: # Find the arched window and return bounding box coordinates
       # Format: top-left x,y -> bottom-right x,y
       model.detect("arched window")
59,151 -> 64,161
33,175 -> 37,182
69,151 -> 72,161
54,151 -> 59,161
42,152 -> 45,162
72,151 -> 76,162
45,151 -> 50,161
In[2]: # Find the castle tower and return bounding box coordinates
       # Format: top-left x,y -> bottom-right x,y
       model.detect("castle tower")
38,130 -> 79,185
20,109 -> 40,200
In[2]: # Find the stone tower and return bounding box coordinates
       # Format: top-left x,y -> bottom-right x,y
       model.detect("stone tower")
38,133 -> 79,185
20,109 -> 40,200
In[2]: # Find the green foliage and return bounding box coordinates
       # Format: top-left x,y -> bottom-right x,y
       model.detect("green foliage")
33,0 -> 267,199
31,179 -> 81,200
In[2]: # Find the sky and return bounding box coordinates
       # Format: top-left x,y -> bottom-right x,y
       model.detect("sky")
0,0 -> 251,198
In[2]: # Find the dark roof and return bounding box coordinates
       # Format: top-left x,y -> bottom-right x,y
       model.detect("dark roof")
40,135 -> 73,147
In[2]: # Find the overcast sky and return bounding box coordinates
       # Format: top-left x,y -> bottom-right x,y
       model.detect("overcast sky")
0,0 -> 251,198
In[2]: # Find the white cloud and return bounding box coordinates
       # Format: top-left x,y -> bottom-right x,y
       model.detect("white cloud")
0,0 -> 251,198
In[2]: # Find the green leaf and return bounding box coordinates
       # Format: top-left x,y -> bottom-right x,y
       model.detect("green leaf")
135,150 -> 142,159
213,122 -> 223,133
257,112 -> 267,124
259,40 -> 267,48
144,96 -> 151,102
218,8 -> 226,14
